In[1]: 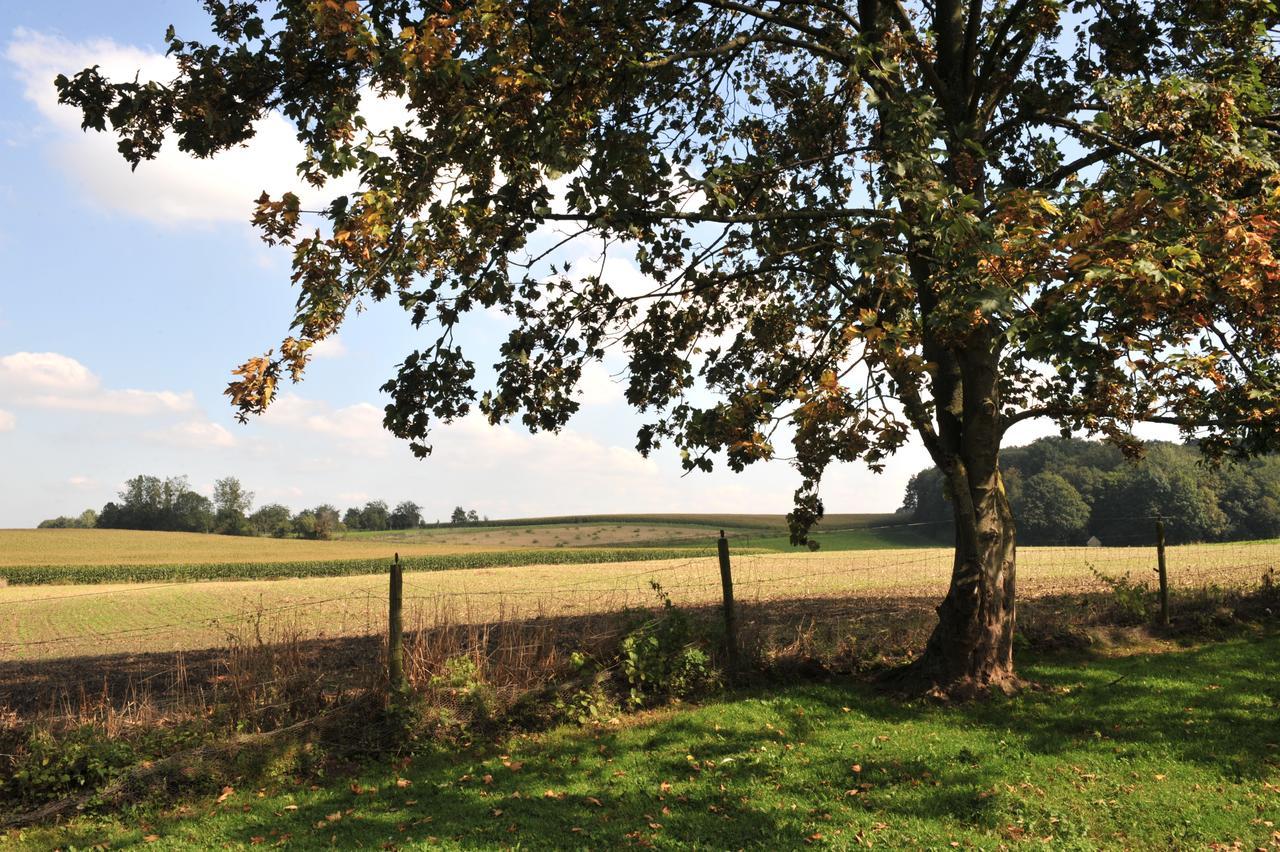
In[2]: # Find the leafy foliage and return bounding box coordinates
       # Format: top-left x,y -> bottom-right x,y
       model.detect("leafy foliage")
904,436 -> 1280,545
56,0 -> 1280,686
620,583 -> 720,707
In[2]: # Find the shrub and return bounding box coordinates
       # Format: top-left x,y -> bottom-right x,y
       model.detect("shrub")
620,582 -> 719,707
428,656 -> 498,733
1089,567 -> 1152,625
6,726 -> 135,806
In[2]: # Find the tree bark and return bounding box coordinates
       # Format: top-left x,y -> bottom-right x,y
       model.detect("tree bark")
902,463 -> 1019,698
890,342 -> 1021,699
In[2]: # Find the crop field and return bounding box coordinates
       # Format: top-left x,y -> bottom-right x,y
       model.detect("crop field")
4,539 -> 1276,661
0,518 -> 932,585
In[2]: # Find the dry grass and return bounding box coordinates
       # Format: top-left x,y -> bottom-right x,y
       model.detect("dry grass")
4,540 -> 1276,661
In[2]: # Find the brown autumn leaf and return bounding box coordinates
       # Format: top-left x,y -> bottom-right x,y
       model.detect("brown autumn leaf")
143,836 -> 161,843
216,786 -> 235,803
395,778 -> 412,788
586,797 -> 603,807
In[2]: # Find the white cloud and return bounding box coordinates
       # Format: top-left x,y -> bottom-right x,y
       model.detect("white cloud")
67,475 -> 95,488
577,360 -> 625,407
0,351 -> 195,415
0,350 -> 95,392
0,408 -> 13,431
146,419 -> 238,449
5,29 -> 313,226
262,394 -> 391,455
309,336 -> 348,359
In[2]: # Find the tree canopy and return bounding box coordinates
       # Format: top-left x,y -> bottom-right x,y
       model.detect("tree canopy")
904,436 -> 1280,544
58,0 -> 1280,694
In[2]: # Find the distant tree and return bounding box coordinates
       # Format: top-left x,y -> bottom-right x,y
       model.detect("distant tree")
466,509 -> 480,525
450,507 -> 468,526
389,501 -> 423,530
212,476 -> 254,535
96,474 -> 199,531
1012,473 -> 1091,545
291,509 -> 317,539
76,509 -> 97,529
342,507 -> 364,530
359,500 -> 390,532
37,516 -> 77,529
1091,446 -> 1228,545
312,504 -> 341,540
1220,457 -> 1280,540
171,491 -> 215,533
250,503 -> 294,538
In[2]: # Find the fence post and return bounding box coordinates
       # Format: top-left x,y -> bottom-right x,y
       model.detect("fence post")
717,530 -> 740,676
388,552 -> 407,693
1154,520 -> 1169,627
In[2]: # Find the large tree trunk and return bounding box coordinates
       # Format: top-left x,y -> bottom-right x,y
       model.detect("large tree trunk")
891,341 -> 1021,699
904,463 -> 1018,698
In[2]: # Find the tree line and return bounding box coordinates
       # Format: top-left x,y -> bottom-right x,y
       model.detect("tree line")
37,475 -> 484,540
903,438 -> 1280,546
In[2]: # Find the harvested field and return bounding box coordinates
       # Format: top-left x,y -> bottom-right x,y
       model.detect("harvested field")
5,540 -> 1276,661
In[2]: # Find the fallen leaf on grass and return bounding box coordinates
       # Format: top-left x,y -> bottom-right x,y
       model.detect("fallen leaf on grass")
395,778 -> 412,788
143,836 -> 160,843
216,786 -> 235,803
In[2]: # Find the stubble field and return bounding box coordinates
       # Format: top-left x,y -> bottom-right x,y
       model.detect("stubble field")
4,539 -> 1276,660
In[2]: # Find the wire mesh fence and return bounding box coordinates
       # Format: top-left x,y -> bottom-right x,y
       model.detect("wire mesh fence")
2,517 -> 1277,663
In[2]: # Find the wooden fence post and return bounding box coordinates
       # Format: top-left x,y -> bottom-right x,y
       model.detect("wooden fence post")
388,553 -> 407,693
717,531 -> 740,675
1154,520 -> 1169,627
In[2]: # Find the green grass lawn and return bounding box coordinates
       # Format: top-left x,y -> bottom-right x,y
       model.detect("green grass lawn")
14,632 -> 1278,850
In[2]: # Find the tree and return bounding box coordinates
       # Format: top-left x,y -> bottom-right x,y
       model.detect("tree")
291,508 -> 318,539
250,503 -> 294,537
466,509 -> 481,524
312,504 -> 342,540
60,1 -> 1280,696
390,500 -> 424,530
342,507 -> 365,530
171,490 -> 215,533
1012,472 -> 1090,545
212,476 -> 254,535
359,499 -> 390,531
450,507 -> 469,526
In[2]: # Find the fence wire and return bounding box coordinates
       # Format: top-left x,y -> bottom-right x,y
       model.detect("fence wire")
3,520 -> 1277,660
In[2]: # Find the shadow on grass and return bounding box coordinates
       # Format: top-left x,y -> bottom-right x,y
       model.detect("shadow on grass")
32,631 -> 1273,851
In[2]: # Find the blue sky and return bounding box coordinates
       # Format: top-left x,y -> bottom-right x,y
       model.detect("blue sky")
0,2 -> 1080,528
